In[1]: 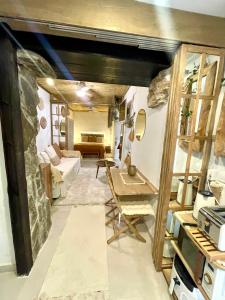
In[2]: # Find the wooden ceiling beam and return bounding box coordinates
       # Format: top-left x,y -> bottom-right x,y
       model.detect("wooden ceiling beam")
0,0 -> 225,47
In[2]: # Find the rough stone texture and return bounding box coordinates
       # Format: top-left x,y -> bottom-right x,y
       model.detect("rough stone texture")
147,68 -> 171,108
17,50 -> 55,261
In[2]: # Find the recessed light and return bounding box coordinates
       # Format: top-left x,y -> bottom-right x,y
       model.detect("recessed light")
46,78 -> 55,86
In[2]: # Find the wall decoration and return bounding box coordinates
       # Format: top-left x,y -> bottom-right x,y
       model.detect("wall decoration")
61,105 -> 66,117
215,92 -> 225,157
38,97 -> 45,110
135,109 -> 146,141
147,68 -> 171,108
40,116 -> 47,129
54,120 -> 59,129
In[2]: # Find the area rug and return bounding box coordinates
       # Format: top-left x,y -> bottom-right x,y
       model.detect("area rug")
38,290 -> 109,300
38,206 -> 109,299
54,159 -> 112,206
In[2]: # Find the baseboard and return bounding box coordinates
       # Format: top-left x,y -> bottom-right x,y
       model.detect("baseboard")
0,263 -> 16,273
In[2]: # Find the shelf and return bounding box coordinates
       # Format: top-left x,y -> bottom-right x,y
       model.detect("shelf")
185,227 -> 225,268
165,230 -> 176,240
174,211 -> 197,226
162,268 -> 172,284
171,240 -> 209,300
162,257 -> 173,269
169,200 -> 193,212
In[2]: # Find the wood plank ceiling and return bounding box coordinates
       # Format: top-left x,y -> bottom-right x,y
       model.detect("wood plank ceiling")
11,31 -> 172,86
8,29 -> 172,110
37,78 -> 129,110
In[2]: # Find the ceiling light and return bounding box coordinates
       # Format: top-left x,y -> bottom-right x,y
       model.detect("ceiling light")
76,86 -> 89,97
76,89 -> 86,97
46,78 -> 55,86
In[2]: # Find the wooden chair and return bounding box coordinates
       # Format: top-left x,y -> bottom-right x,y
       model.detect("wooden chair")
105,169 -> 149,244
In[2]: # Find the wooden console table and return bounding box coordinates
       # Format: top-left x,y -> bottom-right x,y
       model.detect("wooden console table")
110,168 -> 158,197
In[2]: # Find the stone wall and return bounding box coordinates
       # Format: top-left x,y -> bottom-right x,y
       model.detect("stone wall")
17,50 -> 55,260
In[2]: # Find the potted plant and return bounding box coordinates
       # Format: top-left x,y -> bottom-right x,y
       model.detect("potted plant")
181,106 -> 193,135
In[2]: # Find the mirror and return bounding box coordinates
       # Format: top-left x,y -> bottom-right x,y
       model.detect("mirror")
135,109 -> 146,141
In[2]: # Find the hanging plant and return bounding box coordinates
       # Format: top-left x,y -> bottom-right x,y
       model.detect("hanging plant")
181,106 -> 193,118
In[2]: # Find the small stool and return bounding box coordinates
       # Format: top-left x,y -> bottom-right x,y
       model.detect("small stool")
96,159 -> 116,178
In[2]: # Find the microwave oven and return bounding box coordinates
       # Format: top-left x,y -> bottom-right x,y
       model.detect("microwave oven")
178,226 -> 205,281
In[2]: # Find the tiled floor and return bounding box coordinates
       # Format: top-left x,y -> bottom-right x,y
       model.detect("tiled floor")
0,160 -> 170,300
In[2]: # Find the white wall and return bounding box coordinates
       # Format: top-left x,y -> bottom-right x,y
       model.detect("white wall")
73,111 -> 113,147
0,121 -> 15,270
123,86 -> 168,237
124,86 -> 168,189
36,86 -> 51,152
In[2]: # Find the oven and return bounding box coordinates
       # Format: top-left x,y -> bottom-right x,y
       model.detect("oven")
178,226 -> 205,281
170,255 -> 204,300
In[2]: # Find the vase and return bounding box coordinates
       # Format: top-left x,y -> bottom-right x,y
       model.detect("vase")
128,165 -> 137,176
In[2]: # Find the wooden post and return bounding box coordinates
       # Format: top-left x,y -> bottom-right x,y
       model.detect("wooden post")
0,24 -> 33,275
152,44 -> 225,272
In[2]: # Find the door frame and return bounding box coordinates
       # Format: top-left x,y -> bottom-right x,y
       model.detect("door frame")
0,24 -> 33,275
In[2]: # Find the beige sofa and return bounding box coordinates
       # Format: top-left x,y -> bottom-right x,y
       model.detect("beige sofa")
52,156 -> 80,198
38,146 -> 81,199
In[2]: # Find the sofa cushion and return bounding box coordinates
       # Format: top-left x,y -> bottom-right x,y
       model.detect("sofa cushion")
55,157 -> 79,178
52,143 -> 63,158
61,150 -> 81,158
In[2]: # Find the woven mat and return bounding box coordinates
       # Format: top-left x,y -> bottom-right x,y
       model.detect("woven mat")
120,172 -> 145,185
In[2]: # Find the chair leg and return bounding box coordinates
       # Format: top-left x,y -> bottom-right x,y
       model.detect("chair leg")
107,217 -> 146,244
105,212 -> 119,226
122,215 -> 146,243
104,197 -> 115,207
96,165 -> 99,178
106,206 -> 117,217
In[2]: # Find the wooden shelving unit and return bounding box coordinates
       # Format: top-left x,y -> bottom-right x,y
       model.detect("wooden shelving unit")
162,257 -> 173,269
50,101 -> 68,149
153,44 -> 225,272
186,227 -> 225,267
169,200 -> 193,212
165,230 -> 176,240
152,44 -> 225,299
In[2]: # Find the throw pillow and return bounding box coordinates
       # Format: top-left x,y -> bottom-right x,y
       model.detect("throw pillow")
88,135 -> 97,142
81,135 -> 88,142
52,143 -> 63,158
45,145 -> 60,166
40,151 -> 50,163
96,137 -> 103,143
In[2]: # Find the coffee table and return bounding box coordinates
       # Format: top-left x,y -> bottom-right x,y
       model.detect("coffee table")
96,159 -> 116,178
